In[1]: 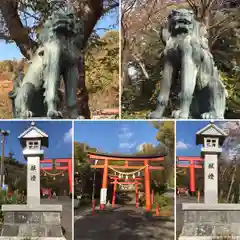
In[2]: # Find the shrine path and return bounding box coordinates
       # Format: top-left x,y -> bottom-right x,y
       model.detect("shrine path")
176,195 -> 204,238
42,197 -> 72,240
74,205 -> 174,240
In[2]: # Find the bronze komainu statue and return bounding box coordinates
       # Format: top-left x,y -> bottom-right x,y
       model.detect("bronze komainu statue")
9,1 -> 84,119
149,9 -> 226,119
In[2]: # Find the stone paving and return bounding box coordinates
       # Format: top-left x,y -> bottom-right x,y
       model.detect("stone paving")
74,205 -> 174,240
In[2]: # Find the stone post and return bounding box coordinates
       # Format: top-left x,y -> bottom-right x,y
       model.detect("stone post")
27,156 -> 41,205
201,144 -> 222,204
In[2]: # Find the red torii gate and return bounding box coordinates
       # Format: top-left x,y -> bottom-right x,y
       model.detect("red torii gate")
88,152 -> 165,212
177,156 -> 203,193
40,158 -> 72,193
110,176 -> 142,208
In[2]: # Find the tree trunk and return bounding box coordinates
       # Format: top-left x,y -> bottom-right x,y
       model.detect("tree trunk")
77,55 -> 91,118
227,165 -> 237,202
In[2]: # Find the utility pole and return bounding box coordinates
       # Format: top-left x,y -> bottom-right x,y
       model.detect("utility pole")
0,129 -> 9,188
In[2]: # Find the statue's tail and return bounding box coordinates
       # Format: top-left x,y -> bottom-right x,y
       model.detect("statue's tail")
8,89 -> 17,118
8,71 -> 24,118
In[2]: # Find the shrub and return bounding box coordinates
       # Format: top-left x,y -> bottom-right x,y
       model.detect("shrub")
153,193 -> 169,209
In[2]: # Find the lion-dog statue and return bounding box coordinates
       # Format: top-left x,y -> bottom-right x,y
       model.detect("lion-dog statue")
9,2 -> 84,119
149,9 -> 226,119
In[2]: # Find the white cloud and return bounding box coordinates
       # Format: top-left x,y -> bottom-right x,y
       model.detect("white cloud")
118,124 -> 136,152
176,140 -> 191,150
119,142 -> 137,149
118,125 -> 133,139
63,127 -> 73,144
118,131 -> 133,139
136,142 -> 156,152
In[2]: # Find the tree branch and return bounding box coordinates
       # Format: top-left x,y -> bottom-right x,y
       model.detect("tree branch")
104,3 -> 119,14
0,0 -> 37,59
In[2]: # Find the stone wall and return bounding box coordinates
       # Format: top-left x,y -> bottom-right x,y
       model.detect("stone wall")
1,212 -> 64,238
181,210 -> 240,237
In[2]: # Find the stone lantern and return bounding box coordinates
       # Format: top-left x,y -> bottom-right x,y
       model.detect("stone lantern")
0,122 -> 65,239
179,121 -> 240,239
196,122 -> 227,204
18,121 -> 48,205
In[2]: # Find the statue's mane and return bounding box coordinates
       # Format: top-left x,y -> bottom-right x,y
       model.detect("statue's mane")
38,10 -> 83,44
161,10 -> 209,48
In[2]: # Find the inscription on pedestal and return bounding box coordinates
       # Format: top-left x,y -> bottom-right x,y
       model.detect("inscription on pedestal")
181,210 -> 240,238
1,211 -> 63,237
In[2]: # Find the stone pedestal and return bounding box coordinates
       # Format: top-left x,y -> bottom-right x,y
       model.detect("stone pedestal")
179,123 -> 231,239
179,204 -> 240,240
0,205 -> 66,239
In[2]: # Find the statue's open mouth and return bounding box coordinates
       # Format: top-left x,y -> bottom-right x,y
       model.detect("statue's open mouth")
51,19 -> 75,36
173,17 -> 192,25
171,17 -> 193,33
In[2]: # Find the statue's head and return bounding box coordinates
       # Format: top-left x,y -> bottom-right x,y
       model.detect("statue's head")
168,8 -> 195,35
42,0 -> 83,38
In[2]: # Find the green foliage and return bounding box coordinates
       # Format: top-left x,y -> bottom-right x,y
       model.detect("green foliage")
152,194 -> 169,209
86,31 -> 119,92
151,183 -> 167,195
212,234 -> 234,240
139,193 -> 170,209
0,190 -> 26,223
154,121 -> 175,150
85,31 -> 119,110
121,37 -> 163,117
152,121 -> 175,187
134,122 -> 174,188
74,142 -> 97,169
74,142 -> 99,197
121,109 -> 151,119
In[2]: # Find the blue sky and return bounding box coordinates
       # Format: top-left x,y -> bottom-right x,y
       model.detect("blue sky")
176,121 -> 209,157
74,121 -> 160,154
0,121 -> 72,163
0,7 -> 119,60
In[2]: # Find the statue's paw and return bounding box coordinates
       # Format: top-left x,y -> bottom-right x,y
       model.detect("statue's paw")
47,110 -> 63,119
201,112 -> 213,119
172,110 -> 189,119
148,111 -> 163,119
201,112 -> 224,119
21,110 -> 33,119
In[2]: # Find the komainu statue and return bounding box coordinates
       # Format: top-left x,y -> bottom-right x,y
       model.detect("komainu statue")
149,9 -> 226,119
9,1 -> 84,119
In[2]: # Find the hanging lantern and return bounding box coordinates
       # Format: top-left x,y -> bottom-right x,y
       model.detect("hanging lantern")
114,172 -> 117,175
132,174 -> 135,179
53,177 -> 56,180
62,172 -> 64,176
138,171 -> 141,177
125,175 -> 128,180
